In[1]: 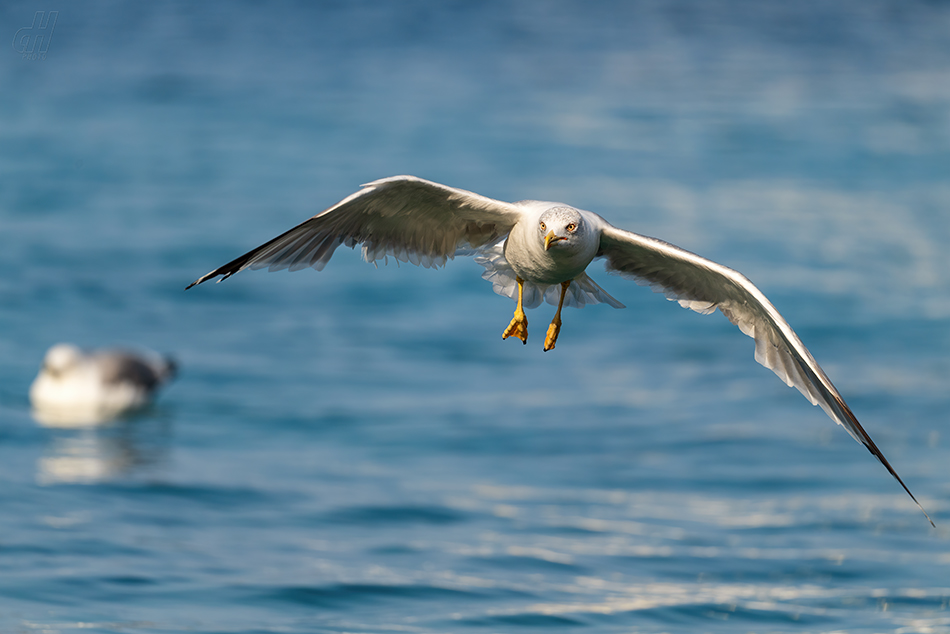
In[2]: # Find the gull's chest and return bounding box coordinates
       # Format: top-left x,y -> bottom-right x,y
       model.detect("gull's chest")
503,228 -> 595,285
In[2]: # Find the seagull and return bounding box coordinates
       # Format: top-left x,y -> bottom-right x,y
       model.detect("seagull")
30,343 -> 177,426
187,175 -> 933,526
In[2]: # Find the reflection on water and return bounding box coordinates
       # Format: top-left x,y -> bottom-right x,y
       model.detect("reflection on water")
36,417 -> 172,485
32,404 -> 137,428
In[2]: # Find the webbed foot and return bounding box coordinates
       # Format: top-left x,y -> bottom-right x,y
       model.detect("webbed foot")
543,317 -> 561,351
502,310 -> 528,344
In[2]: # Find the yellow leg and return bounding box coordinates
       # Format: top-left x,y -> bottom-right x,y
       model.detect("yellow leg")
544,281 -> 571,352
502,277 -> 528,344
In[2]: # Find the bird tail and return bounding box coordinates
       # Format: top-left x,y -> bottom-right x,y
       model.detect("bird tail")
159,356 -> 178,382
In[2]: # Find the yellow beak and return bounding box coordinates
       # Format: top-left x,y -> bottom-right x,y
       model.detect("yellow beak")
544,230 -> 566,251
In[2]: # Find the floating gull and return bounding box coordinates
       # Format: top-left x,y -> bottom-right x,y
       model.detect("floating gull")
187,175 -> 933,526
30,343 -> 177,427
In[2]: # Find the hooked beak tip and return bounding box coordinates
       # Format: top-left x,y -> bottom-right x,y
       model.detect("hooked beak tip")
544,230 -> 564,251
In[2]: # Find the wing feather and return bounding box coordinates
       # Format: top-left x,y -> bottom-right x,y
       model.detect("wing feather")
596,221 -> 933,526
186,176 -> 524,288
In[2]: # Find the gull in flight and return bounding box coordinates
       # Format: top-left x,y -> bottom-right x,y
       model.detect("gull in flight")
30,343 -> 177,426
187,175 -> 933,526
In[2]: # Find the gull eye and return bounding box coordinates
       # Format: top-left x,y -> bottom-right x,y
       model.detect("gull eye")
539,221 -> 546,231
566,223 -> 577,232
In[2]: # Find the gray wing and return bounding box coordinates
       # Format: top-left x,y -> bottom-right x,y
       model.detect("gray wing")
187,175 -> 524,288
94,351 -> 176,389
596,220 -> 933,526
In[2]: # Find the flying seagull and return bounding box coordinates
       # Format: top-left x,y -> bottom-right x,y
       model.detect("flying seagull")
30,343 -> 177,426
187,175 -> 933,526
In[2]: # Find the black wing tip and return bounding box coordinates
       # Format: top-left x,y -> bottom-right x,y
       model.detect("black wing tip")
185,246 -> 264,290
904,487 -> 936,528
907,490 -> 936,529
184,275 -> 211,290
861,441 -> 936,528
828,396 -> 934,528
184,269 -> 228,290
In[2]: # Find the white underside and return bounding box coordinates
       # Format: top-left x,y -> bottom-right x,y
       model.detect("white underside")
29,370 -> 154,427
472,239 -> 624,310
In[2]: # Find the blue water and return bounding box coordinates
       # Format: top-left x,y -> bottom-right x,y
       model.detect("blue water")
2,1 -> 950,632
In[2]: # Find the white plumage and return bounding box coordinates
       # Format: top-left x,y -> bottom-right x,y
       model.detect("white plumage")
186,175 -> 932,526
30,343 -> 177,427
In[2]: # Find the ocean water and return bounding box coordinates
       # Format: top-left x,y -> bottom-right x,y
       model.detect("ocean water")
2,1 -> 950,632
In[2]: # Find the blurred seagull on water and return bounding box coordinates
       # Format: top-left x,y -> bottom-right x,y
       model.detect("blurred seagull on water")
186,175 -> 934,526
30,343 -> 177,427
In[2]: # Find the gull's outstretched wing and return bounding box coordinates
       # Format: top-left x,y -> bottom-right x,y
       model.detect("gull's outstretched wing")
595,219 -> 933,527
186,176 -> 524,288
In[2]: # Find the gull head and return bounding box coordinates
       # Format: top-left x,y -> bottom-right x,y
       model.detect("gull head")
43,343 -> 83,378
539,207 -> 586,252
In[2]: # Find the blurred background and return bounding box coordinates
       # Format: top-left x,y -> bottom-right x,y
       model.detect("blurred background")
2,1 -> 950,632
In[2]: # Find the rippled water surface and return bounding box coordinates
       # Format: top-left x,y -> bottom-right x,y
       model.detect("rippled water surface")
2,2 -> 950,632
